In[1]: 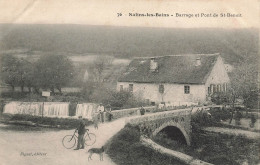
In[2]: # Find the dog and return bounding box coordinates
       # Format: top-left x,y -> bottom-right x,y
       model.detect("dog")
88,146 -> 105,161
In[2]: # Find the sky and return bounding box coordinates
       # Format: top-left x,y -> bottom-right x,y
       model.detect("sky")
0,0 -> 259,28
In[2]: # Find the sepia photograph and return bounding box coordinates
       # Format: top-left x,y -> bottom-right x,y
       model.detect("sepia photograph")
0,0 -> 259,165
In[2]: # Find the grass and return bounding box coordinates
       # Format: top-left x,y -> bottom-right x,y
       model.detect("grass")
0,124 -> 59,132
105,124 -> 184,165
0,113 -> 93,129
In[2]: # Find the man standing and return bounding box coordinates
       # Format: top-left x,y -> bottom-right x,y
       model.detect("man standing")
74,116 -> 86,150
98,103 -> 105,123
93,111 -> 99,129
140,106 -> 145,115
106,104 -> 113,122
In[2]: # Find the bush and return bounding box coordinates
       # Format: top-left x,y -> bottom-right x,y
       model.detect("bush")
211,93 -> 228,105
209,107 -> 231,122
1,92 -> 35,100
90,87 -> 146,109
9,114 -> 93,129
191,109 -> 214,127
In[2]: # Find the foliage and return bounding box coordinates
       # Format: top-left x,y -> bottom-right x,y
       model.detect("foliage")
0,87 -> 145,110
211,92 -> 229,105
0,54 -> 21,90
208,107 -> 231,122
191,131 -> 259,165
33,55 -> 74,93
105,124 -> 183,165
20,58 -> 35,92
191,107 -> 233,129
191,109 -> 214,127
87,56 -> 114,83
227,58 -> 258,108
102,90 -> 145,109
87,84 -> 145,109
0,54 -> 75,94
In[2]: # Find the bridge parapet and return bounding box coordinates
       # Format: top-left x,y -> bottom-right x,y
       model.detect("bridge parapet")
126,108 -> 192,145
125,108 -> 192,125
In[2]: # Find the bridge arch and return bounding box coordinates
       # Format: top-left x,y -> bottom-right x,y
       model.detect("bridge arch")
152,121 -> 191,145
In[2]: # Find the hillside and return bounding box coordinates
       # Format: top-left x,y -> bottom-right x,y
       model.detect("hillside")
0,24 -> 258,65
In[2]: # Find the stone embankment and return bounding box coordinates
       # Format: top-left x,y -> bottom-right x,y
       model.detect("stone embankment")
202,127 -> 260,140
141,137 -> 213,165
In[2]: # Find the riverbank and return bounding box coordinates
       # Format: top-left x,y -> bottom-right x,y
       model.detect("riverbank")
105,124 -> 259,165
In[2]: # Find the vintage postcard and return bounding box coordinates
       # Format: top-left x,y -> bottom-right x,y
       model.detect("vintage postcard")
0,0 -> 259,165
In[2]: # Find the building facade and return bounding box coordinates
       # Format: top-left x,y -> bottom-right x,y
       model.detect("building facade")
117,54 -> 230,106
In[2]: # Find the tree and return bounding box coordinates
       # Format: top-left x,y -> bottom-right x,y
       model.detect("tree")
21,58 -> 35,93
88,56 -> 114,84
34,55 -> 74,93
230,60 -> 258,105
0,54 -> 20,91
226,57 -> 258,123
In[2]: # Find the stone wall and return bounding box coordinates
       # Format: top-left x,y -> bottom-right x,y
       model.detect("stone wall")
125,108 -> 191,125
110,106 -> 157,119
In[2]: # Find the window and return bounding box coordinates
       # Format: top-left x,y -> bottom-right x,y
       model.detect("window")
120,85 -> 123,92
184,86 -> 190,94
210,84 -> 214,93
129,84 -> 133,92
223,84 -> 226,92
225,83 -> 228,92
208,87 -> 211,94
217,84 -> 220,92
159,84 -> 164,94
213,85 -> 216,93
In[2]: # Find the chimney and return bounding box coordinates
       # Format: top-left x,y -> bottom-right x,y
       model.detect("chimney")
150,58 -> 158,72
196,57 -> 201,66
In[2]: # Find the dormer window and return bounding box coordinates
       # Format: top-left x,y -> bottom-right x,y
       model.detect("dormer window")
196,57 -> 201,66
150,58 -> 158,72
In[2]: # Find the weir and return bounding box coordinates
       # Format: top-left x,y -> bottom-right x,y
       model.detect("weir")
75,103 -> 98,119
3,102 -> 70,117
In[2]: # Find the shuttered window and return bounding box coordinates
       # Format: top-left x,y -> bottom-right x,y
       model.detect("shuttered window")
159,84 -> 164,94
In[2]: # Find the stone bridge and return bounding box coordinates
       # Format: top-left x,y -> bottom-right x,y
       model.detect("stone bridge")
125,108 -> 192,145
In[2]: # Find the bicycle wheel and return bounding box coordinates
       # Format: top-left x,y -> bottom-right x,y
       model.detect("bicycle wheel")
62,135 -> 76,149
84,133 -> 96,146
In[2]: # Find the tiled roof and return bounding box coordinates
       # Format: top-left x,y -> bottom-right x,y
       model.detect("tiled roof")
118,54 -> 219,84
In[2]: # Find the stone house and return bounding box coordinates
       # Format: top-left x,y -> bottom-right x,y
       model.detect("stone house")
117,53 -> 230,106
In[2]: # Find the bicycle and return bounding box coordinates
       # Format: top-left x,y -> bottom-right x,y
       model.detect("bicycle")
62,129 -> 96,149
